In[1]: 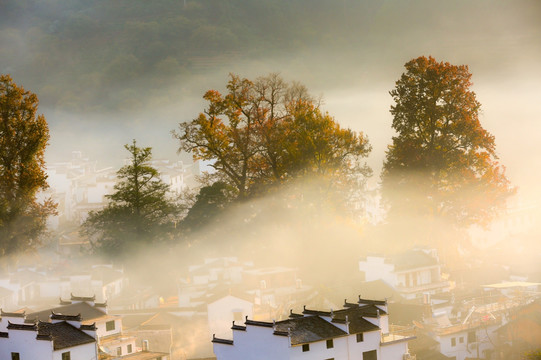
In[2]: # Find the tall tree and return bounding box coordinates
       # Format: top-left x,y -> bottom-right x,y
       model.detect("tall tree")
0,74 -> 56,260
81,141 -> 180,259
174,73 -> 371,204
381,56 -> 513,231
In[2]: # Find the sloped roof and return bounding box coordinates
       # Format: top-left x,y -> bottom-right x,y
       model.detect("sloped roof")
37,321 -> 96,350
274,315 -> 348,345
331,307 -> 381,334
27,301 -> 108,323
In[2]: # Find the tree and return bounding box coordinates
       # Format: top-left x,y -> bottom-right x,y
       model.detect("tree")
174,73 -> 371,204
381,56 -> 513,231
180,181 -> 232,233
0,74 -> 56,260
81,141 -> 180,259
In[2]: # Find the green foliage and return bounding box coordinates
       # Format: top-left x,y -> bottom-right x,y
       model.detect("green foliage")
81,140 -> 180,259
175,73 -> 371,208
180,181 -> 232,233
0,74 -> 56,258
381,56 -> 513,230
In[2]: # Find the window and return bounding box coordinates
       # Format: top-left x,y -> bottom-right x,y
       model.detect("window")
127,344 -> 133,353
451,337 -> 456,347
11,353 -> 20,360
363,350 -> 377,360
302,344 -> 310,352
467,331 -> 476,343
326,339 -> 334,349
106,320 -> 115,331
459,337 -> 464,344
61,352 -> 71,360
356,333 -> 364,342
117,347 -> 122,356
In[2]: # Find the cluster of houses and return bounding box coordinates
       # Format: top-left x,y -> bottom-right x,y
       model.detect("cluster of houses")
1,246 -> 539,359
44,151 -> 197,230
4,150 -> 537,359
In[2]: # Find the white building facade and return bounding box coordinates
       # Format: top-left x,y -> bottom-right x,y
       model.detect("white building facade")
212,298 -> 415,360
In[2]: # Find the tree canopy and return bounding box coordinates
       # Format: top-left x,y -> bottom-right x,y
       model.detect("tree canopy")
81,141 -> 180,259
0,74 -> 56,259
381,56 -> 513,229
174,73 -> 371,206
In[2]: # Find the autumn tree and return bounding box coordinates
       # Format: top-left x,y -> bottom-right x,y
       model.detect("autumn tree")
381,56 -> 513,233
174,73 -> 371,206
0,75 -> 56,260
81,141 -> 180,259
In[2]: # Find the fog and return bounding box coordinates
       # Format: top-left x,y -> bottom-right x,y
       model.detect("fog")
2,0 -> 541,357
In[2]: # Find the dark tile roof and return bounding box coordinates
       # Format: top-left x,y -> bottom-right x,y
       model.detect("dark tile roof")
37,321 -> 96,350
302,307 -> 331,317
80,323 -> 97,331
7,322 -> 37,331
51,312 -> 82,321
231,322 -> 246,331
244,319 -> 274,328
358,297 -> 387,306
212,335 -> 234,345
275,315 -> 348,345
331,307 -> 381,334
334,304 -> 386,318
27,301 -> 107,323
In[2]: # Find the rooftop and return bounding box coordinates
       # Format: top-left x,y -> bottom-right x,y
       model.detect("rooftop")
275,316 -> 348,345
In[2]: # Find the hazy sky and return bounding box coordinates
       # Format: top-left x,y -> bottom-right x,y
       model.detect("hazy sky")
11,0 -> 537,202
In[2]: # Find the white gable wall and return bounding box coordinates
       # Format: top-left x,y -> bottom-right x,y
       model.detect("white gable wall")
53,343 -> 98,360
0,330 -> 53,360
208,295 -> 253,338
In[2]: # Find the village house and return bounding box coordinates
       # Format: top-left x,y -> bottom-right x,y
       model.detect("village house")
212,297 -> 415,360
0,309 -> 98,360
0,265 -> 128,308
359,248 -> 451,301
24,294 -> 169,359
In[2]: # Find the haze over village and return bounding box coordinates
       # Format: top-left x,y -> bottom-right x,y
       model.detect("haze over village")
1,1 -> 541,360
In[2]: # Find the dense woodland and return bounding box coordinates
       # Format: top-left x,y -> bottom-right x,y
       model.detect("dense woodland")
2,0 -> 540,111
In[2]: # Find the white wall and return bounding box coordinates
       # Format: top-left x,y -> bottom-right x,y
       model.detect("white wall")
208,296 -> 253,338
53,343 -> 98,360
96,317 -> 122,338
0,329 -> 53,360
359,256 -> 396,286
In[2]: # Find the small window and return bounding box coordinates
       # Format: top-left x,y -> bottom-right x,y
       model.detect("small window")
451,337 -> 456,347
117,347 -> 122,356
127,344 -> 133,353
467,331 -> 476,343
302,344 -> 310,352
363,350 -> 377,360
106,320 -> 115,331
11,353 -> 20,360
459,337 -> 464,344
356,333 -> 364,342
326,339 -> 334,349
61,352 -> 71,360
